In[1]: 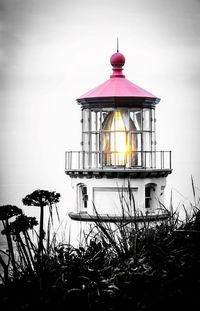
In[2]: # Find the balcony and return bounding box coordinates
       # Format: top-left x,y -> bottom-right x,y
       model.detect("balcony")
65,151 -> 172,178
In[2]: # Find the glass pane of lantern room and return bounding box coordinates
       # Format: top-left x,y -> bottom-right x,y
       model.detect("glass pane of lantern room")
143,109 -> 151,131
143,133 -> 151,150
151,132 -> 156,151
91,110 -> 99,132
151,132 -> 156,168
91,133 -> 99,168
102,132 -> 112,166
129,133 -> 142,166
102,109 -> 113,124
82,133 -> 90,152
151,109 -> 156,132
90,133 -> 99,152
82,109 -> 90,132
143,132 -> 152,168
130,109 -> 142,131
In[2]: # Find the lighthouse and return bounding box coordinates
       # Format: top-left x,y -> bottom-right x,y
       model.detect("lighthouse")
65,49 -> 172,222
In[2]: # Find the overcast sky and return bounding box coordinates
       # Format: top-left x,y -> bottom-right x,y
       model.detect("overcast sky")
0,0 -> 200,229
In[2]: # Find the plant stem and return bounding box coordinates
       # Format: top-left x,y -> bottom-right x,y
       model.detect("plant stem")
4,219 -> 18,280
38,204 -> 44,267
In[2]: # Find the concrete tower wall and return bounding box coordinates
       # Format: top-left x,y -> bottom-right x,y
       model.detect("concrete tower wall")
70,176 -> 167,217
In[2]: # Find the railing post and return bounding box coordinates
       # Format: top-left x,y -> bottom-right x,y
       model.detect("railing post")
101,151 -> 103,169
65,152 -> 67,170
163,151 -> 165,169
160,151 -> 162,169
95,151 -> 98,168
68,152 -> 70,169
83,151 -> 85,169
169,151 -> 172,169
67,152 -> 69,170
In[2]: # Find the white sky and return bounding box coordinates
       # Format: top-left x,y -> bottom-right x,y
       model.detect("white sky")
0,0 -> 200,230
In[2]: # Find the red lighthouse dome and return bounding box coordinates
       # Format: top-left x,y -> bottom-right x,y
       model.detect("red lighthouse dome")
77,50 -> 158,102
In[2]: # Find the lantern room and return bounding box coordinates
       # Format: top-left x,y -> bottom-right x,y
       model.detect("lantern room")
80,105 -> 156,169
65,50 -> 172,222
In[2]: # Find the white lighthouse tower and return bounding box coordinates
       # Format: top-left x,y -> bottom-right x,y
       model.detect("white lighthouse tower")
65,50 -> 172,223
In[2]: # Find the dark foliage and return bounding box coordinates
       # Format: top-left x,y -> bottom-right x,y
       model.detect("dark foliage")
1,216 -> 200,311
1,215 -> 38,236
22,190 -> 60,207
0,205 -> 22,220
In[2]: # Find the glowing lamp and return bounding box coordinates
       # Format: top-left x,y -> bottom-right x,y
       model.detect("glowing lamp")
102,110 -> 137,166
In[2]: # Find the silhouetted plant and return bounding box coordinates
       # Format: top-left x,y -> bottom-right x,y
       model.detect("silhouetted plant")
0,205 -> 22,281
2,214 -> 38,274
22,190 -> 61,268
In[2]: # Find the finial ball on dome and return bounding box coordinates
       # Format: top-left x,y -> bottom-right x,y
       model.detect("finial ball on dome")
110,52 -> 125,67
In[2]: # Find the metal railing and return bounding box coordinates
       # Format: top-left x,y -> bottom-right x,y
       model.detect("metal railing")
65,150 -> 172,170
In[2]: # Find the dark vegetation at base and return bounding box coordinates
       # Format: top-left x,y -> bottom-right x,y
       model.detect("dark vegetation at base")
1,219 -> 200,310
1,184 -> 200,311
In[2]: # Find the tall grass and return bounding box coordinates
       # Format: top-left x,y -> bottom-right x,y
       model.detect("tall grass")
1,180 -> 200,310
0,190 -> 61,285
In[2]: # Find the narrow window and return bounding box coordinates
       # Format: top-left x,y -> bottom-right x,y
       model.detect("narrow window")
77,183 -> 88,210
145,185 -> 151,209
145,183 -> 157,210
81,185 -> 88,208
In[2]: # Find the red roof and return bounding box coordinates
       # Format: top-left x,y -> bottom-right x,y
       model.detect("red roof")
78,52 -> 157,101
78,77 -> 156,99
